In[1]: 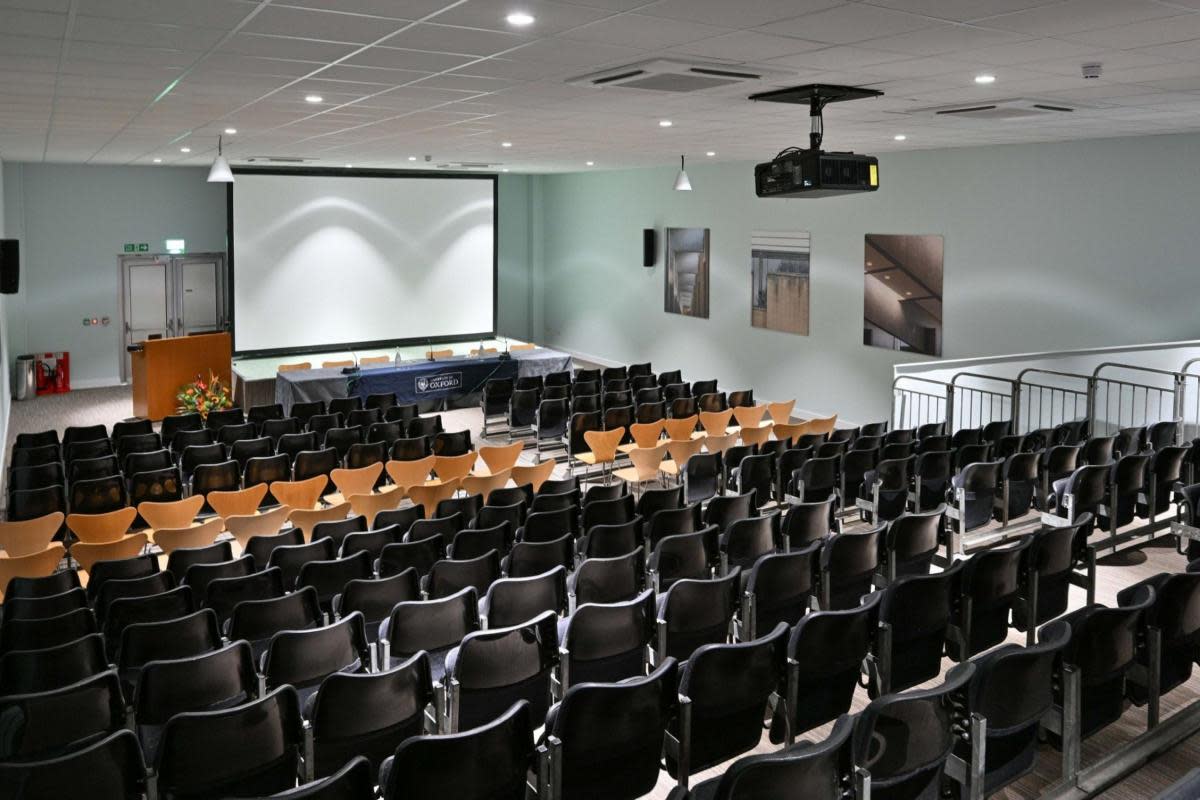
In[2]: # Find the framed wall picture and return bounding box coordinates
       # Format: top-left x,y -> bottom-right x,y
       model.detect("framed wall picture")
864,233 -> 944,356
664,227 -> 710,319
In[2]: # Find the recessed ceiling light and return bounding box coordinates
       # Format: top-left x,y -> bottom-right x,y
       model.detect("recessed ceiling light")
153,158 -> 162,163
180,147 -> 191,153
659,120 -> 673,127
866,261 -> 873,267
506,11 -> 535,26
502,168 -> 509,172
893,134 -> 907,141
585,161 -> 594,166
501,142 -> 512,148
706,151 -> 715,157
408,156 -> 417,161
974,74 -> 996,85
905,291 -> 913,296
224,128 -> 237,135
884,275 -> 891,280
345,164 -> 353,168
305,94 -> 323,103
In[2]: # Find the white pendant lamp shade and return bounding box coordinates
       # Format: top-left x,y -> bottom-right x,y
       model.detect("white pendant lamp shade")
673,154 -> 692,191
207,136 -> 234,183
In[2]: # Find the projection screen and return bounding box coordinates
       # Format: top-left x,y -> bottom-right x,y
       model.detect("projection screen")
229,169 -> 496,356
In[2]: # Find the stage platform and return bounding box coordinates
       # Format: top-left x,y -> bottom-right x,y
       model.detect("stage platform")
231,340 -> 571,411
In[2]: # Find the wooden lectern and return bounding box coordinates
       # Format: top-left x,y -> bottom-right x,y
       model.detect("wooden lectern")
130,332 -> 232,421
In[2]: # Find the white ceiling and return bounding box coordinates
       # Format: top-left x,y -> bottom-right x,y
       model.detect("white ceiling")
6,0 -> 1200,172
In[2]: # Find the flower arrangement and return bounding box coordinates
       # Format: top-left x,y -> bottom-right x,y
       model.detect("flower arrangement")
176,370 -> 232,420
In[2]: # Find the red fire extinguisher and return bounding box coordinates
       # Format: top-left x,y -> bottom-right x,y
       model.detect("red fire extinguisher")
34,352 -> 71,395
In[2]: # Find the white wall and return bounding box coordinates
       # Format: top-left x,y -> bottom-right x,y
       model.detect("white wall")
533,132 -> 1200,425
2,163 -> 227,387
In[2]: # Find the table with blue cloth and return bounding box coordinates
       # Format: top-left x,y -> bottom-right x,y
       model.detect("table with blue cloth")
270,348 -> 572,413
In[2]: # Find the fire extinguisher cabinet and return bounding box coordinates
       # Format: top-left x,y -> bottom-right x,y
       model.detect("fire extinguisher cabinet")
34,352 -> 71,396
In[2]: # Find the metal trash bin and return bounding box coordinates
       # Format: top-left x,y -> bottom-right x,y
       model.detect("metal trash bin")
14,354 -> 35,401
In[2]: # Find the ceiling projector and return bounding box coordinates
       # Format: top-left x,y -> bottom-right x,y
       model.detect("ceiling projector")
749,84 -> 883,198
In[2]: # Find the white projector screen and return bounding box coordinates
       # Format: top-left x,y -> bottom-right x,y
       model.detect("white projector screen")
230,170 -> 496,356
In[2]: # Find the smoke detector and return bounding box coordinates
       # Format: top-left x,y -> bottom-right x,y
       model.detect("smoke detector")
1081,63 -> 1102,80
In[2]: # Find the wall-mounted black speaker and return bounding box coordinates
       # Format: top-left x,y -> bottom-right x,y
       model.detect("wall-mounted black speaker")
0,240 -> 18,295
642,229 -> 656,267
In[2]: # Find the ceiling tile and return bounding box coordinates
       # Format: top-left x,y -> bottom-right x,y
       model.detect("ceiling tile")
977,0 -> 1185,36
763,4 -> 933,44
242,5 -> 415,44
640,0 -> 842,28
860,0 -> 1061,23
344,45 -> 477,72
561,14 -> 734,50
421,0 -> 611,35
668,30 -> 827,62
377,23 -> 533,56
217,33 -> 360,61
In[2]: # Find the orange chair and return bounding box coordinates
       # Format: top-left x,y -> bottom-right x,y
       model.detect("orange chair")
348,488 -> 405,528
462,470 -> 512,502
664,416 -> 702,442
322,360 -> 355,368
407,480 -> 462,516
732,405 -> 769,431
808,414 -> 838,435
739,423 -> 774,447
291,503 -> 351,542
613,442 -> 669,496
139,496 -> 205,532
0,513 -> 65,558
328,463 -> 385,503
268,477 -> 326,512
767,400 -> 796,423
152,517 -> 225,555
703,432 -> 738,455
699,410 -> 734,437
207,485 -> 268,519
433,453 -> 477,484
66,508 -> 138,544
661,437 -> 705,479
510,460 -> 556,493
620,421 -> 665,454
772,421 -> 810,444
359,355 -> 391,366
0,544 -> 66,602
225,505 -> 292,551
477,443 -> 523,476
386,457 -> 437,494
73,534 -> 149,573
577,428 -> 626,482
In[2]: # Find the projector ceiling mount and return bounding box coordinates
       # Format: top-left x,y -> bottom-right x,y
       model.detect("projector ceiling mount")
749,83 -> 883,151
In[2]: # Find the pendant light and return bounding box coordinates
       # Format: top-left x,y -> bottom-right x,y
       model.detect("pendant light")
673,154 -> 692,191
207,135 -> 234,183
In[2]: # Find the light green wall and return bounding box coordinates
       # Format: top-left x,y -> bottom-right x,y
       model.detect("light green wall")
3,163 -> 227,386
1,167 -> 536,385
534,133 -> 1200,423
0,157 -> 10,452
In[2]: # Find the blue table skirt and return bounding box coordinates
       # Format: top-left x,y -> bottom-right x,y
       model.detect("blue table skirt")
274,349 -> 572,412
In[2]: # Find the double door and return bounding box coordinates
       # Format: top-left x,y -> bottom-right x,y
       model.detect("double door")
120,253 -> 227,381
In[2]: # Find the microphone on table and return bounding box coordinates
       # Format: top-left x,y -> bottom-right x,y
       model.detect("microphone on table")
427,339 -> 435,362
341,351 -> 359,376
499,337 -> 512,361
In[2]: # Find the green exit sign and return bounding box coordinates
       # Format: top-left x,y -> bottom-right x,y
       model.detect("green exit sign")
137,243 -> 149,252
123,243 -> 135,252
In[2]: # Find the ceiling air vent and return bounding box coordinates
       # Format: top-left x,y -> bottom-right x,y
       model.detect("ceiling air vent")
568,59 -> 772,92
245,156 -> 320,164
435,162 -> 498,170
911,98 -> 1078,121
